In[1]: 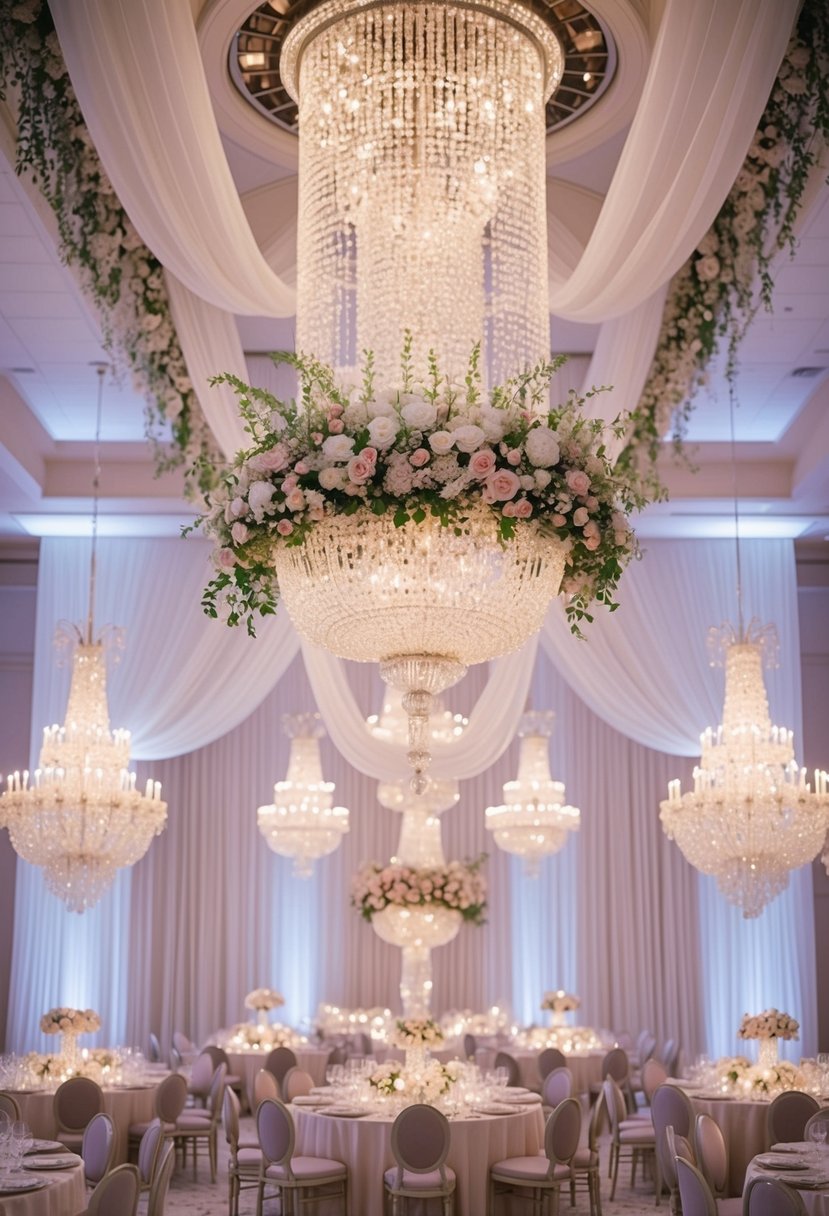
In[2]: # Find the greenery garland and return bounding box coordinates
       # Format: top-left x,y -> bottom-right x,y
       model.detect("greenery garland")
620,0 -> 829,480
0,0 -> 220,492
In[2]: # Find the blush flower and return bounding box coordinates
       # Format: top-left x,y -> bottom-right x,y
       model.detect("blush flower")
468,449 -> 496,479
485,469 -> 521,501
565,469 -> 591,496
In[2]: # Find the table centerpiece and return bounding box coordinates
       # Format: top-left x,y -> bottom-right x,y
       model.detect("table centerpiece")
738,1008 -> 799,1068
244,987 -> 285,1029
541,989 -> 580,1029
40,1006 -> 101,1071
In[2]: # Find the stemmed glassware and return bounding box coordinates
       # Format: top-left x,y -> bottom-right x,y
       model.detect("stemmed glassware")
808,1119 -> 828,1158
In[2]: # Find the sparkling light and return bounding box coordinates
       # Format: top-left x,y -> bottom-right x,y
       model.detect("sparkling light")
661,621 -> 829,919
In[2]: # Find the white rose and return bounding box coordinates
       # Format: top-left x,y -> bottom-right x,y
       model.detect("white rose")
248,480 -> 276,522
319,466 -> 345,491
524,426 -> 560,468
451,425 -> 486,453
367,390 -> 398,418
401,398 -> 437,431
322,434 -> 356,461
428,430 -> 455,456
367,415 -> 399,449
479,405 -> 508,443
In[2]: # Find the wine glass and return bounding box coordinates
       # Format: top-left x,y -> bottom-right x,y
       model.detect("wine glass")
808,1119 -> 828,1158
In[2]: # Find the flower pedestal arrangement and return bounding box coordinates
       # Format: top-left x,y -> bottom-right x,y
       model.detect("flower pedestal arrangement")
541,990 -> 580,1030
371,903 -> 463,1017
738,1008 -> 799,1071
244,988 -> 285,1030
758,1038 -> 780,1069
60,1031 -> 80,1072
40,1007 -> 101,1075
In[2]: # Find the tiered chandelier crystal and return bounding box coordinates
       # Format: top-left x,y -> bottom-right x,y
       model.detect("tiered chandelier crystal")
485,711 -> 579,874
0,368 -> 167,913
257,713 -> 350,876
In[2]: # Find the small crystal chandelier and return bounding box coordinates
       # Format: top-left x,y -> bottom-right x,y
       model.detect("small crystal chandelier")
660,397 -> 829,918
257,712 -> 349,877
0,367 -> 167,913
485,711 -> 579,875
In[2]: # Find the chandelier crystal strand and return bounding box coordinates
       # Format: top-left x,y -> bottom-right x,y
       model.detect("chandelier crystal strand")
0,368 -> 167,913
283,0 -> 562,382
257,713 -> 350,876
485,710 -> 580,874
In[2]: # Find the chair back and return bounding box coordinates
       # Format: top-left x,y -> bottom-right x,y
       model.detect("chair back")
542,1066 -> 572,1108
493,1050 -> 520,1087
202,1045 -> 229,1070
0,1093 -> 21,1121
462,1033 -> 477,1061
148,1033 -> 161,1064
674,1156 -> 717,1216
744,1177 -> 808,1215
602,1077 -> 628,1136
137,1118 -> 165,1188
659,1038 -> 678,1073
188,1051 -> 215,1095
767,1090 -> 819,1144
351,1032 -> 371,1055
693,1113 -> 728,1196
172,1031 -> 195,1056
544,1096 -> 581,1169
326,1043 -> 348,1067
254,1068 -> 280,1108
222,1087 -> 241,1154
265,1046 -> 298,1087
147,1143 -> 176,1216
87,1162 -> 141,1216
538,1047 -> 566,1080
155,1072 -> 188,1123
257,1098 -> 295,1169
206,1064 -> 227,1121
54,1076 -> 103,1134
586,1087 -> 605,1150
391,1103 -> 450,1184
169,1046 -> 183,1073
652,1082 -> 695,1141
637,1031 -> 657,1064
601,1046 -> 629,1083
642,1057 -> 668,1103
659,1123 -> 694,1193
82,1112 -> 116,1186
282,1067 -> 314,1101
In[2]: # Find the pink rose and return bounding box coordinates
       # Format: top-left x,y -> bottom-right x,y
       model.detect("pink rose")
566,469 -> 591,496
502,501 -> 517,517
312,432 -> 323,445
328,418 -> 345,434
583,520 -> 599,539
347,455 -> 375,483
506,450 -> 522,466
361,447 -> 378,465
485,469 -> 521,501
329,404 -> 344,417
276,520 -> 294,536
514,498 -> 533,518
409,448 -> 430,468
573,506 -> 589,527
285,489 -> 305,511
282,476 -> 298,495
585,496 -> 598,510
248,446 -> 288,474
551,513 -> 566,527
584,534 -> 601,550
231,521 -> 249,544
294,461 -> 309,475
468,449 -> 496,479
217,547 -> 236,569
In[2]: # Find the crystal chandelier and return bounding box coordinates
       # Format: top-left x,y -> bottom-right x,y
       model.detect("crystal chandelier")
485,710 -> 579,874
659,395 -> 829,918
257,713 -> 349,877
0,368 -> 167,913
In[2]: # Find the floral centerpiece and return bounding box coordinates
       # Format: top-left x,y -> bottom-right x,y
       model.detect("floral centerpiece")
541,990 -> 580,1028
514,1024 -> 606,1054
195,345 -> 643,639
702,1054 -> 807,1100
352,858 -> 487,926
391,1017 -> 444,1072
244,987 -> 285,1028
738,1008 -> 799,1067
40,1006 -> 100,1069
223,1022 -> 301,1051
369,1057 -> 460,1105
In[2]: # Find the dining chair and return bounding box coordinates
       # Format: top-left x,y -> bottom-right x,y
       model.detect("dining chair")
136,1118 -> 165,1193
148,1032 -> 162,1063
384,1102 -> 456,1216
53,1076 -> 104,1152
742,1176 -> 808,1215
187,1050 -> 216,1107
202,1045 -> 244,1104
675,1156 -> 717,1216
693,1113 -> 742,1213
223,1087 -> 261,1216
256,1097 -> 347,1216
146,1142 -> 176,1216
350,1031 -> 372,1057
172,1030 -> 198,1063
462,1033 -> 477,1061
767,1090 -> 819,1144
281,1067 -> 315,1102
325,1043 -> 349,1068
82,1111 -> 116,1188
128,1071 -> 188,1149
541,1065 -> 573,1111
172,1062 -> 226,1182
254,1068 -> 280,1109
590,1046 -> 633,1111
570,1086 -> 604,1216
538,1046 -> 567,1081
603,1076 -> 660,1202
642,1058 -> 669,1107
659,1038 -> 679,1075
659,1123 -> 695,1216
493,1050 -> 520,1087
265,1046 -> 299,1093
85,1162 -> 141,1216
169,1045 -> 183,1073
0,1093 -> 20,1121
652,1082 -> 695,1144
490,1095 -> 581,1216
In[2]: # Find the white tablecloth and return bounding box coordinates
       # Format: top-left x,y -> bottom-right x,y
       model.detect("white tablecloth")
744,1146 -> 829,1214
227,1048 -> 332,1107
0,1160 -> 86,1216
11,1084 -> 158,1163
474,1048 -> 604,1095
294,1103 -> 545,1216
690,1094 -> 772,1195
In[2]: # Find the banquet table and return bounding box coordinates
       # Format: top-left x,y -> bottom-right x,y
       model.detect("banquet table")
226,1048 -> 332,1107
10,1084 -> 158,1164
688,1092 -> 772,1194
293,1101 -> 545,1216
475,1047 -> 604,1095
744,1144 -> 829,1213
0,1157 -> 86,1216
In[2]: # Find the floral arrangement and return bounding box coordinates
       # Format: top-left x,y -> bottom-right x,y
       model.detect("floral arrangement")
193,345 -> 644,636
352,856 -> 487,926
369,1057 -> 459,1102
713,1055 -> 806,1098
40,1007 -> 101,1035
624,0 -> 829,477
244,988 -> 285,1012
541,990 -> 580,1013
224,1022 -> 300,1050
0,0 -> 220,491
23,1051 -> 61,1079
738,1009 -> 800,1041
391,1018 -> 445,1049
514,1025 -> 606,1053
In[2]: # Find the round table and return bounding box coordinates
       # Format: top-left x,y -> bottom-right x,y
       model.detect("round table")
10,1083 -> 158,1164
690,1093 -> 772,1194
294,1102 -> 545,1216
744,1145 -> 829,1214
475,1047 -> 604,1095
227,1048 -> 333,1107
0,1159 -> 86,1216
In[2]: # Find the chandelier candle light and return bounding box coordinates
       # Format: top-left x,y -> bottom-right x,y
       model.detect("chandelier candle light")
0,368 -> 166,913
485,711 -> 580,874
257,713 -> 349,877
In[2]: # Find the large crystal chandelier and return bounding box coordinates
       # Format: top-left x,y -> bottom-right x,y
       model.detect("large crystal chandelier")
257,713 -> 349,876
0,369 -> 167,913
485,711 -> 579,874
660,621 -> 829,919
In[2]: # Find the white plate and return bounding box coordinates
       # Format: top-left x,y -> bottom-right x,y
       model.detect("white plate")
24,1155 -> 81,1171
318,1107 -> 367,1118
292,1095 -> 333,1106
501,1092 -> 540,1104
755,1157 -> 809,1171
0,1178 -> 48,1195
474,1103 -> 518,1116
25,1140 -> 65,1154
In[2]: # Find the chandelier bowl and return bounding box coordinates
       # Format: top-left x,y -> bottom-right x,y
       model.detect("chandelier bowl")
371,904 -> 462,951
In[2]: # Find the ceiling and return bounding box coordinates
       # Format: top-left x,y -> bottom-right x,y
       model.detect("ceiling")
0,0 -> 827,551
